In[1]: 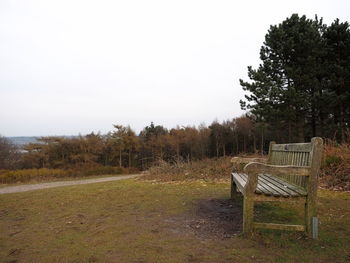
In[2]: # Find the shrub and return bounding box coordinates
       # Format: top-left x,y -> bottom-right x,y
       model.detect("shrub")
144,157 -> 234,181
320,139 -> 350,191
0,168 -> 68,184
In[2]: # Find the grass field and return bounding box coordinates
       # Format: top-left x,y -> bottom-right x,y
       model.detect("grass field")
0,178 -> 349,263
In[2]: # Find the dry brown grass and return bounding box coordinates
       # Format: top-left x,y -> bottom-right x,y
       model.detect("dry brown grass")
320,139 -> 350,191
143,155 -> 263,182
143,157 -> 233,182
145,144 -> 350,192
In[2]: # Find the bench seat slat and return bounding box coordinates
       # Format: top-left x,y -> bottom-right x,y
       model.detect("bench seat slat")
233,173 -> 247,194
255,176 -> 273,195
257,175 -> 291,197
232,173 -> 307,198
234,173 -> 271,196
259,174 -> 301,197
262,174 -> 307,196
258,176 -> 287,197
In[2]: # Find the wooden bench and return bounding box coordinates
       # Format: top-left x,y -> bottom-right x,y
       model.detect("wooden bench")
230,137 -> 323,238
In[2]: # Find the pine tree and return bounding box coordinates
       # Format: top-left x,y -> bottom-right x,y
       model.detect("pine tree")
323,19 -> 350,141
240,14 -> 324,142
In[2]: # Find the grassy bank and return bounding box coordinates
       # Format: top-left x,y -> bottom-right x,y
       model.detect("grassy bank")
0,179 -> 349,262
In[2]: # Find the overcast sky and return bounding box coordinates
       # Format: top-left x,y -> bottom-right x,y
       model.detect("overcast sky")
1,0 -> 349,136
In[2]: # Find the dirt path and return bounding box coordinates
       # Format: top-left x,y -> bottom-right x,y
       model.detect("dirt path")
0,174 -> 141,194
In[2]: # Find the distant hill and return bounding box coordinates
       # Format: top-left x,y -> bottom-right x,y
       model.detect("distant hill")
7,137 -> 41,146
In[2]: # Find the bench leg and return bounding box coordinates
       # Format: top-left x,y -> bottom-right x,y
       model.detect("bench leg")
243,196 -> 254,235
231,174 -> 238,199
305,197 -> 317,238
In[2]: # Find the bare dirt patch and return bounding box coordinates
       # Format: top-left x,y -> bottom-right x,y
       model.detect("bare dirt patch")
165,198 -> 242,239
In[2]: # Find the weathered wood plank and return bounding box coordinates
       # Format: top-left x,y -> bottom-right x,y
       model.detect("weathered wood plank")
231,173 -> 246,194
267,141 -> 275,164
231,172 -> 239,199
254,194 -> 306,202
264,174 -> 307,196
256,176 -> 275,196
235,173 -> 284,197
272,143 -> 312,152
259,174 -> 300,197
242,172 -> 258,235
233,173 -> 307,197
240,173 -> 270,195
254,223 -> 305,231
244,162 -> 310,176
257,175 -> 290,197
305,137 -> 323,238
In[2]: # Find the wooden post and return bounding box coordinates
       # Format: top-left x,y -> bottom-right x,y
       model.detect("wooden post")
230,174 -> 238,199
231,160 -> 241,200
312,217 -> 318,239
243,171 -> 258,235
243,196 -> 254,235
305,137 -> 323,237
267,141 -> 276,164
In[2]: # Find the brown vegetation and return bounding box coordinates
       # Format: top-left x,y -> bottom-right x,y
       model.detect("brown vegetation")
1,121 -> 349,189
0,116 -> 264,172
143,156 -> 248,182
145,139 -> 350,192
320,139 -> 350,191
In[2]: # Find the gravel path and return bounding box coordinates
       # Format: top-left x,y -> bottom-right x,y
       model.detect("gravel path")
0,174 -> 141,194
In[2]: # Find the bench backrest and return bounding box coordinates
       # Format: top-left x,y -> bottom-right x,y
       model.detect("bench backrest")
267,137 -> 323,189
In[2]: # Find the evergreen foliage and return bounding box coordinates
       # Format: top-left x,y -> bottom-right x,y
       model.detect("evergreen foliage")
240,14 -> 350,142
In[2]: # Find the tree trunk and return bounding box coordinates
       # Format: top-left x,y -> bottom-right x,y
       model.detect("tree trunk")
260,127 -> 264,155
288,119 -> 292,142
176,142 -> 180,162
253,135 -> 256,154
296,117 -> 305,143
243,136 -> 247,153
119,148 -> 122,167
311,92 -> 317,137
216,140 -> 219,158
340,102 -> 345,143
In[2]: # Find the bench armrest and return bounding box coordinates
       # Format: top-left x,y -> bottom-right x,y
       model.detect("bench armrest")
231,157 -> 267,164
231,157 -> 267,175
244,162 -> 311,177
242,162 -> 310,195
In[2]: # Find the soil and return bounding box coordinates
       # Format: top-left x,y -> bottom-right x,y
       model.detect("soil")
165,198 -> 242,240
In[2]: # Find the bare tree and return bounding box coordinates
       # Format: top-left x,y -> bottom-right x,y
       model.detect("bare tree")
0,135 -> 19,169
